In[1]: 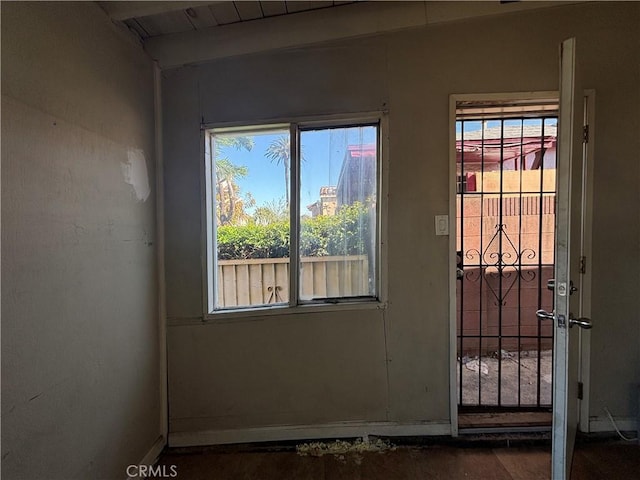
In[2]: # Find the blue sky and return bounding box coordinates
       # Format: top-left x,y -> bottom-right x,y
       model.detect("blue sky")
216,125 -> 377,214
218,121 -> 556,214
456,118 -> 557,134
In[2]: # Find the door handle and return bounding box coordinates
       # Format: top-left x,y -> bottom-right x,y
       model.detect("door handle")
537,310 -> 567,328
569,316 -> 593,329
537,309 -> 593,329
536,309 -> 555,321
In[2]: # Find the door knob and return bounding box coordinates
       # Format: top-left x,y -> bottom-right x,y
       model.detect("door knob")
569,316 -> 593,329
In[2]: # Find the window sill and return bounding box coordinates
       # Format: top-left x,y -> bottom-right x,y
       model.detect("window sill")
169,301 -> 387,326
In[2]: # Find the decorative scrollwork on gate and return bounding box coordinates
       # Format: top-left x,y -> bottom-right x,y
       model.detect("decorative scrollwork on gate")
461,224 -> 538,306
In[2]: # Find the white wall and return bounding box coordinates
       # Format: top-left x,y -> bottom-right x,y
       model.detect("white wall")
162,2 -> 639,443
1,3 -> 162,478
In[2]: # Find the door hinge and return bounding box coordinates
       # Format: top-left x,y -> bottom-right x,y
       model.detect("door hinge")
578,381 -> 584,400
579,256 -> 587,274
583,125 -> 589,143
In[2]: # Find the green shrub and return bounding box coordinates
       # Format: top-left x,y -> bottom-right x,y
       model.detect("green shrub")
217,202 -> 372,259
217,221 -> 289,259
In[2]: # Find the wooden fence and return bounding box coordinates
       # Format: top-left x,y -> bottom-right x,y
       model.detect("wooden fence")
217,255 -> 369,307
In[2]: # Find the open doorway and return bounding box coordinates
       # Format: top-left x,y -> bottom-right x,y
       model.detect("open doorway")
453,96 -> 559,430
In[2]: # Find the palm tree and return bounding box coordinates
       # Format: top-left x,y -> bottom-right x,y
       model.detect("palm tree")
265,136 -> 291,207
215,159 -> 248,225
214,137 -> 253,225
253,197 -> 288,226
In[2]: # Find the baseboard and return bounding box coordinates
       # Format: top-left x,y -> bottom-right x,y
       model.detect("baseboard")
589,416 -> 637,433
126,435 -> 167,480
169,421 -> 452,448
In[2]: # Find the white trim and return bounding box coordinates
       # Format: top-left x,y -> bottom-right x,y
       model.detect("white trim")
459,426 -> 552,435
378,113 -> 390,306
448,94 -> 458,437
450,91 -> 559,103
203,131 -> 215,314
289,123 -> 300,308
202,131 -> 210,314
199,113 -> 387,321
578,90 -> 595,433
589,417 -> 637,434
127,436 -> 166,480
169,421 -> 451,448
170,302 -> 387,326
202,111 -> 386,132
153,64 -> 168,441
553,37 -> 578,480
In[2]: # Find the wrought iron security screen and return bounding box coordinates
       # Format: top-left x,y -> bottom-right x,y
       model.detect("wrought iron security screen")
456,115 -> 557,409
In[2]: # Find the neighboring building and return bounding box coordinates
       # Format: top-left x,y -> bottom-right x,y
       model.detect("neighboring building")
306,186 -> 337,217
336,144 -> 377,207
456,123 -> 558,355
456,124 -> 557,193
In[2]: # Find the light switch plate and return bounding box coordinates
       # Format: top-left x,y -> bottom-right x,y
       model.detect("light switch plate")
435,215 -> 449,235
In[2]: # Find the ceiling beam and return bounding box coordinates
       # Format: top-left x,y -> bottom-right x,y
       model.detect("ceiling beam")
98,1 -> 223,21
145,1 -> 429,68
145,0 -> 583,69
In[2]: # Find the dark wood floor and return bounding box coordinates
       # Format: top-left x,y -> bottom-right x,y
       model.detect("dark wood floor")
154,440 -> 639,479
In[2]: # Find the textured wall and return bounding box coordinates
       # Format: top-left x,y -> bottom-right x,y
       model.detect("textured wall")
1,3 -> 161,478
163,2 -> 639,439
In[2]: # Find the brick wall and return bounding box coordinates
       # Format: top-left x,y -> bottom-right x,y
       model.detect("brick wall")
456,191 -> 556,356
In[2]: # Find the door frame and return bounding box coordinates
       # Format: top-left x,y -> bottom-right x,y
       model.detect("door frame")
577,90 -> 595,433
447,91 -> 593,435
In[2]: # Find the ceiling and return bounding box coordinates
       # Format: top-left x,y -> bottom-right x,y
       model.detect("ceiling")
98,1 -> 359,41
98,1 -> 583,68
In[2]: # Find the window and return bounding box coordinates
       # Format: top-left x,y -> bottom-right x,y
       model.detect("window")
204,119 -> 381,313
456,173 -> 477,194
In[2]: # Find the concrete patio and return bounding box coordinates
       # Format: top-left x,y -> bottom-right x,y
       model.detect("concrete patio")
458,349 -> 553,407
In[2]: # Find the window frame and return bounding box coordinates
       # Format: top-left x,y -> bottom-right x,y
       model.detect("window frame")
201,112 -> 388,319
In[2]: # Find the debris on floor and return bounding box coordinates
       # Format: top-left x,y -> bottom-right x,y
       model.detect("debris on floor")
464,359 -> 490,375
296,437 -> 396,463
457,349 -> 553,406
496,349 -> 515,360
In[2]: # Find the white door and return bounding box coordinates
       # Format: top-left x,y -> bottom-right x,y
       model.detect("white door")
537,37 -> 592,479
